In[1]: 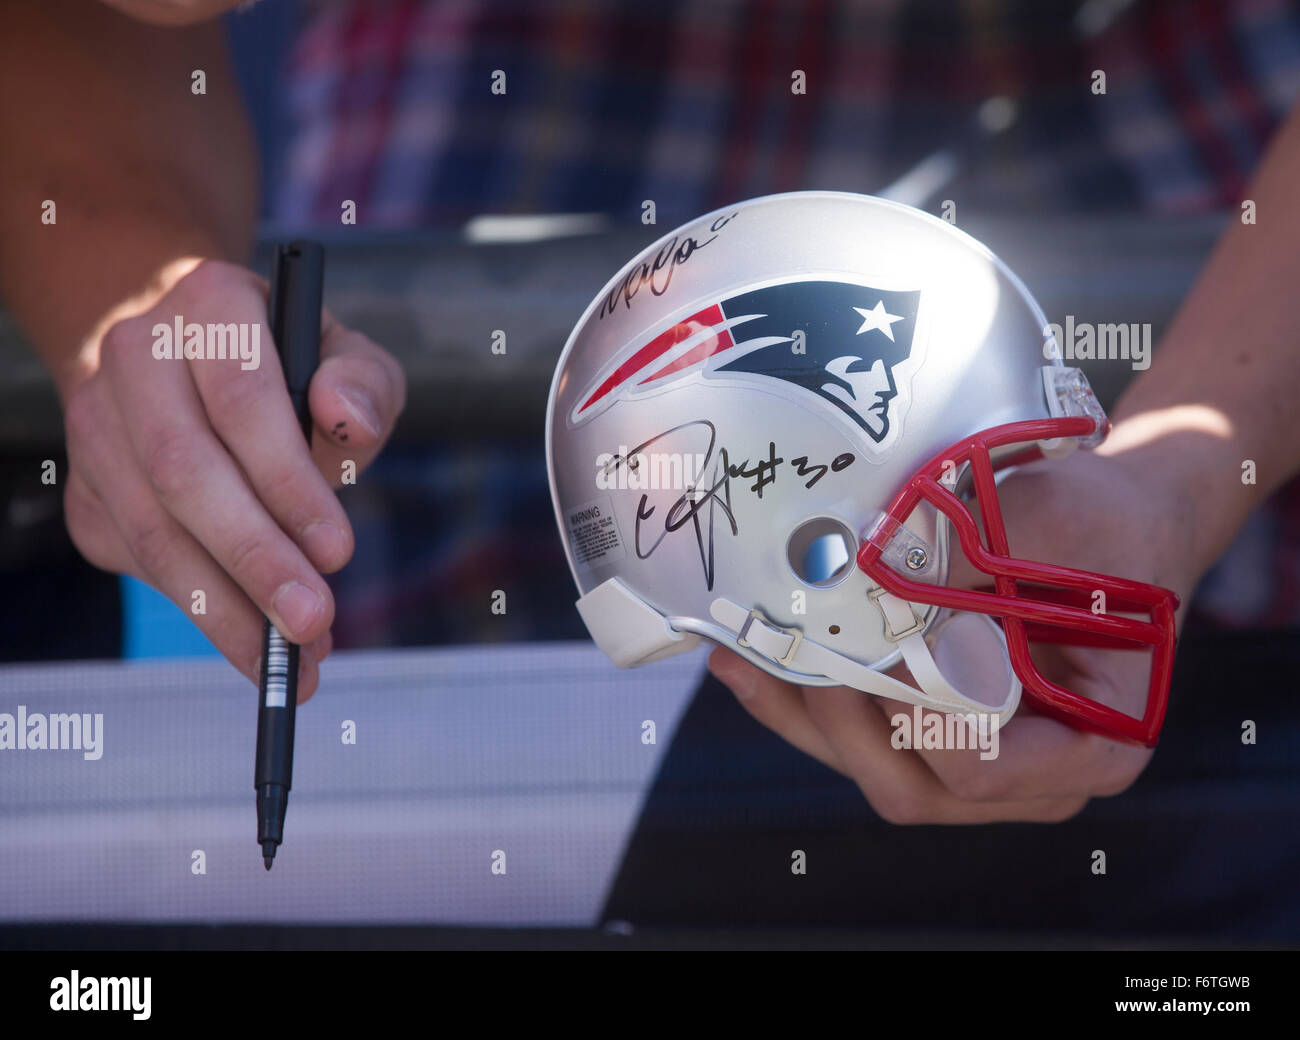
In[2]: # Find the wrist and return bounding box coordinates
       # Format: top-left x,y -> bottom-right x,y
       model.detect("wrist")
1096,405 -> 1257,586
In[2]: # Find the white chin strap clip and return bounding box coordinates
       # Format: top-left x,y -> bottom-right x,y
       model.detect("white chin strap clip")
710,591 -> 1021,724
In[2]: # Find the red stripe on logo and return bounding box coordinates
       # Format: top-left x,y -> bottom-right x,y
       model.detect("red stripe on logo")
637,324 -> 735,386
577,304 -> 723,415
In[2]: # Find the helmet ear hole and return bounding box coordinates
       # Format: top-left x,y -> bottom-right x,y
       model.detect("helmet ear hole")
787,517 -> 857,588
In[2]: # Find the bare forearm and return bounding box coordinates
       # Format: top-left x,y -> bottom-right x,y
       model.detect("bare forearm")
1101,102 -> 1300,577
0,0 -> 257,400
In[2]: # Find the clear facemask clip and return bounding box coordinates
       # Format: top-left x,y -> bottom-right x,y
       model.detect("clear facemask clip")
1040,365 -> 1109,455
861,510 -> 939,580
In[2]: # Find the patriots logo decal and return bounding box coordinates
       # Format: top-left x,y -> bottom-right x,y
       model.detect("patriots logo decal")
571,280 -> 923,452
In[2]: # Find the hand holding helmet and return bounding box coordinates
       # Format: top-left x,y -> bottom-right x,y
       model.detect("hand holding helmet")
546,192 -> 1184,800
709,443 -> 1197,823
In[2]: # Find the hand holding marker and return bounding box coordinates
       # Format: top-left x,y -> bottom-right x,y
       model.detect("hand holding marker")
256,242 -> 324,870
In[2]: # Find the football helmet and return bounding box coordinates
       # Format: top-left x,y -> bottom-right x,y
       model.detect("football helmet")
545,192 -> 1178,746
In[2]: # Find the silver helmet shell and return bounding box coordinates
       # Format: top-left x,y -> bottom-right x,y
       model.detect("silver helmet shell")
546,191 -> 1081,709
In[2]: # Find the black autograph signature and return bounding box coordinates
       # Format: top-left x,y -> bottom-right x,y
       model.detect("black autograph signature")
597,213 -> 737,320
601,420 -> 854,590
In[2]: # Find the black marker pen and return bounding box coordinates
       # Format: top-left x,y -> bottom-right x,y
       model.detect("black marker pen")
256,241 -> 324,870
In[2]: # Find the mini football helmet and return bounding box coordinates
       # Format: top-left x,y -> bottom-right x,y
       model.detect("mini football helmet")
546,191 -> 1178,746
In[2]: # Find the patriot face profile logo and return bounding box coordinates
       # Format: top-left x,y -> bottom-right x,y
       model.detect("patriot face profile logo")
571,279 -> 923,451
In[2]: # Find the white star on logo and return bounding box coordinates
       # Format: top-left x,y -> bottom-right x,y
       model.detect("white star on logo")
853,300 -> 905,341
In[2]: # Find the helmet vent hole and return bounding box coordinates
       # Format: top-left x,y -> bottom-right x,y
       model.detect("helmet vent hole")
787,518 -> 856,589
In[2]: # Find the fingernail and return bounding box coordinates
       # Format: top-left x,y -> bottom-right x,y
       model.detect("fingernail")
338,388 -> 382,438
729,675 -> 757,702
301,520 -> 348,567
709,653 -> 753,701
273,581 -> 325,640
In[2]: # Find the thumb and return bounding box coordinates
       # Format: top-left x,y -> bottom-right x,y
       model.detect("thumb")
307,314 -> 406,486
